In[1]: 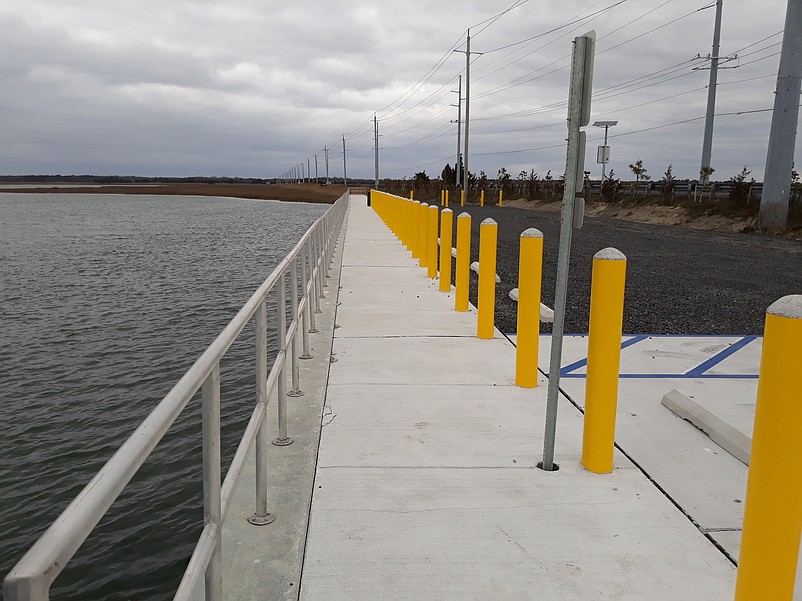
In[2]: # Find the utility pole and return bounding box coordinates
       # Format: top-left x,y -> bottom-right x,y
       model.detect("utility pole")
699,0 -> 723,185
300,162 -> 305,183
324,146 -> 330,185
374,114 -> 379,189
342,135 -> 348,187
760,0 -> 802,230
452,75 -> 462,189
307,157 -> 311,184
314,153 -> 319,184
455,32 -> 482,197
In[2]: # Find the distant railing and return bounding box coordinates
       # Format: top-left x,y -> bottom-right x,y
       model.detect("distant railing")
3,192 -> 350,601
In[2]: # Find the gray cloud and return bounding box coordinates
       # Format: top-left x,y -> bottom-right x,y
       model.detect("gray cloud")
0,0 -> 796,180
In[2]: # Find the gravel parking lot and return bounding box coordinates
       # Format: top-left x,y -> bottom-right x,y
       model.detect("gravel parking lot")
441,203 -> 802,335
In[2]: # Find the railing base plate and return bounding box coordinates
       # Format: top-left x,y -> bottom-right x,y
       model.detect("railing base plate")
247,513 -> 276,526
273,437 -> 294,447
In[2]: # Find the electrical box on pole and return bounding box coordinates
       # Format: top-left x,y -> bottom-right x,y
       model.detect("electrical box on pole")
596,146 -> 610,164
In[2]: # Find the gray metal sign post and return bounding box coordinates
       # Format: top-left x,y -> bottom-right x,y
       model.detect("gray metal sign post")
541,31 -> 595,472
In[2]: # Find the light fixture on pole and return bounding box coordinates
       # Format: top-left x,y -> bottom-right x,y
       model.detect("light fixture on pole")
592,120 -> 617,180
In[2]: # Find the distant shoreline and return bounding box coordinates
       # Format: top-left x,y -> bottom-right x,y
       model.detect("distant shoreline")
0,182 -> 348,204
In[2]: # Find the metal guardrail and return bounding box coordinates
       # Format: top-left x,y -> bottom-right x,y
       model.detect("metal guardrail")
3,192 -> 350,601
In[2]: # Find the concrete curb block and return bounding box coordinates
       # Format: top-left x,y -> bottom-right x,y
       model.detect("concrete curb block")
661,389 -> 751,466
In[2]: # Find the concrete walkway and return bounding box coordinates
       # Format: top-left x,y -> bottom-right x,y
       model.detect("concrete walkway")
298,196 -> 736,600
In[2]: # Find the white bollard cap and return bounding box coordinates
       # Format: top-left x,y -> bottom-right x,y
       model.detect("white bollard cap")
413,200 -> 420,204
521,228 -> 543,238
442,208 -> 453,214
767,295 -> 802,319
594,247 -> 626,261
458,212 -> 471,219
481,218 -> 497,226
420,202 -> 428,207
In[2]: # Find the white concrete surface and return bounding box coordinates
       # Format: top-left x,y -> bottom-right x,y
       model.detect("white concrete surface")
535,333 -> 757,560
299,196 -> 736,600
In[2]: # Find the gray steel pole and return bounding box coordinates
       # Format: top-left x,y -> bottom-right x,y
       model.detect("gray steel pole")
455,75 -> 462,189
374,114 -> 379,189
201,365 -> 222,601
324,146 -> 330,185
248,301 -> 275,525
314,153 -> 319,184
542,35 -> 588,472
273,275 -> 293,446
760,0 -> 802,230
288,258 -> 303,397
463,32 -> 471,196
342,135 -> 348,187
602,126 -> 610,180
700,0 -> 723,185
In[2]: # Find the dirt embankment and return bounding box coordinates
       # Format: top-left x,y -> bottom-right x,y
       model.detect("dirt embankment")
0,182 -> 348,204
500,197 -> 759,233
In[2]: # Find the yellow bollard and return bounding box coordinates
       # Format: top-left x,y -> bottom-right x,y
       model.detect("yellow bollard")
581,248 -> 627,474
477,218 -> 498,339
480,189 -> 484,207
439,209 -> 453,292
445,190 -> 449,208
427,205 -> 439,279
455,213 -> 471,312
499,189 -> 503,207
410,200 -> 421,259
735,295 -> 802,601
461,190 -> 465,207
514,228 -> 544,388
418,202 -> 429,268
410,190 -> 414,200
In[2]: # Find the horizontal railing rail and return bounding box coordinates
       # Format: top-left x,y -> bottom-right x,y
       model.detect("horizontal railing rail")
3,192 -> 350,601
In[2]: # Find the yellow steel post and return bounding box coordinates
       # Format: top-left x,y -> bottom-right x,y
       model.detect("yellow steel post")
581,248 -> 627,474
410,190 -> 414,200
461,190 -> 465,207
477,218 -> 498,339
515,228 -> 544,388
440,190 -> 444,206
445,190 -> 449,208
735,295 -> 802,601
405,199 -> 414,251
418,202 -> 429,268
499,189 -> 503,207
410,201 -> 421,259
455,213 -> 471,312
427,205 -> 439,278
480,189 -> 484,207
439,209 -> 453,292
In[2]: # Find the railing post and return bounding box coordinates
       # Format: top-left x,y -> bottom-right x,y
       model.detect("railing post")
273,274 -> 293,446
735,295 -> 802,601
312,229 -> 324,311
581,248 -> 627,474
288,257 -> 304,397
300,241 -> 314,351
515,228 -> 544,388
248,301 -> 275,526
317,229 -> 326,296
477,218 -> 498,339
455,212 -> 471,312
202,364 -> 222,601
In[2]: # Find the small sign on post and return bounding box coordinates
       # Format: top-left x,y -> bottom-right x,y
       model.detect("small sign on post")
596,145 -> 610,164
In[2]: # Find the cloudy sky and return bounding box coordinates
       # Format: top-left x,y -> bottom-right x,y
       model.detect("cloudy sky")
0,0 -> 796,181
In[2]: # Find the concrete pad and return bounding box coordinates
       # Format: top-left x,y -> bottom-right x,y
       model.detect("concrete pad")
319,383 -> 591,468
329,336 -> 512,387
221,212 -> 345,601
300,466 -> 735,601
335,308 -> 477,337
540,334 -> 750,536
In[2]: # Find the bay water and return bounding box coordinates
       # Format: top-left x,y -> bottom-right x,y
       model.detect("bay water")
0,193 -> 327,599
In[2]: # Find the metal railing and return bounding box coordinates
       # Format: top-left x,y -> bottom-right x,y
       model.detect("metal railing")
3,192 -> 350,601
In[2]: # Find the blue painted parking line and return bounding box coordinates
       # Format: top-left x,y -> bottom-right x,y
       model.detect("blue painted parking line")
684,336 -> 757,377
560,373 -> 758,379
559,334 -> 650,376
